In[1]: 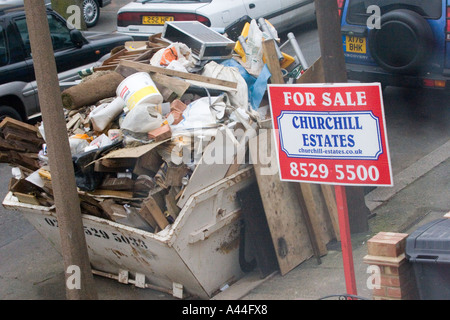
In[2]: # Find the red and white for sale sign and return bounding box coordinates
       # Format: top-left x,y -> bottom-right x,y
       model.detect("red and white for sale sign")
268,83 -> 393,186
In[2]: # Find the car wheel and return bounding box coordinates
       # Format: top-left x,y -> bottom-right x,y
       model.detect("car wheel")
0,105 -> 23,122
83,0 -> 100,28
368,9 -> 433,75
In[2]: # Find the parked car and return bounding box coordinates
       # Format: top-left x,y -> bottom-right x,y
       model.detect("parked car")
0,0 -> 111,27
117,0 -> 316,40
0,6 -> 132,122
339,0 -> 450,90
83,0 -> 112,28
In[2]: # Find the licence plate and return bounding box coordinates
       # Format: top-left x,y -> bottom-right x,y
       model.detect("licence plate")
345,36 -> 366,54
142,16 -> 174,25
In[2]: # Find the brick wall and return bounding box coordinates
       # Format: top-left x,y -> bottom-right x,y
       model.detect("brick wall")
364,232 -> 419,300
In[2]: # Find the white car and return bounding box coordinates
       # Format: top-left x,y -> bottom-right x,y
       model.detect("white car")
117,0 -> 316,39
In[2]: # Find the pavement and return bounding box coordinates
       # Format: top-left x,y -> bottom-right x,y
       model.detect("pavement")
1,137 -> 448,302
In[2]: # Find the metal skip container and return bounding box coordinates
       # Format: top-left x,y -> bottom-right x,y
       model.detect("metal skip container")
2,166 -> 256,299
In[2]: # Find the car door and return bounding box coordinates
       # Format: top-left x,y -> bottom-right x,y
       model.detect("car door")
12,13 -> 99,115
279,0 -> 315,31
0,17 -> 39,116
14,13 -> 99,74
242,0 -> 283,29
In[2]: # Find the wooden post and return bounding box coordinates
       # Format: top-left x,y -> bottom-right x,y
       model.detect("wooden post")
315,0 -> 358,296
23,0 -> 98,300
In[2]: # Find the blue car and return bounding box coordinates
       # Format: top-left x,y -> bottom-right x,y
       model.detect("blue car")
339,0 -> 450,90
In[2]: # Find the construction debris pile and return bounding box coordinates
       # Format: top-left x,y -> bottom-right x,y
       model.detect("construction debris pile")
1,19 -> 305,234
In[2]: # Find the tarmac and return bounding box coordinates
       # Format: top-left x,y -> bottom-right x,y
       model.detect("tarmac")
0,139 -> 449,302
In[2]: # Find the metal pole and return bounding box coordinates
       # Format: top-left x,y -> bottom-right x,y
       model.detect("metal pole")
314,0 -> 358,296
23,0 -> 98,300
334,185 -> 358,296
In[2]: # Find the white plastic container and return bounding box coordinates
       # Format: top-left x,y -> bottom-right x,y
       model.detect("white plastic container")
90,97 -> 126,132
116,72 -> 163,112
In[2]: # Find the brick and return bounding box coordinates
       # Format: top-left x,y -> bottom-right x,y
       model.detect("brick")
381,275 -> 401,287
170,99 -> 187,113
165,110 -> 183,125
372,286 -> 387,297
384,265 -> 400,276
386,286 -> 403,299
367,232 -> 408,258
148,124 -> 172,142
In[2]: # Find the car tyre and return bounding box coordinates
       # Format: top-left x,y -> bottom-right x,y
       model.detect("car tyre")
0,105 -> 23,122
368,9 -> 433,75
83,0 -> 100,28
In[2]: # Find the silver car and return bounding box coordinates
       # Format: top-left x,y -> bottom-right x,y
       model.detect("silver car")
117,0 -> 316,39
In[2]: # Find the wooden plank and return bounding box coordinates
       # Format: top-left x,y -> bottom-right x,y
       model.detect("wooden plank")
13,192 -> 41,205
247,40 -> 316,276
143,196 -> 169,230
134,48 -> 160,61
296,57 -> 324,84
249,131 -> 313,276
118,60 -> 238,89
137,204 -> 158,230
102,48 -> 127,66
320,184 -> 340,240
165,187 -> 181,222
262,40 -> 285,84
299,183 -> 335,256
86,189 -> 135,199
0,136 -> 26,152
0,116 -> 39,133
151,73 -> 191,98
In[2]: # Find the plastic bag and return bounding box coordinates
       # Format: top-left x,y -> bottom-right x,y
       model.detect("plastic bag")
85,134 -> 113,152
244,19 -> 279,76
201,61 -> 249,111
245,19 -> 264,76
171,94 -> 230,132
69,134 -> 93,155
120,103 -> 163,133
150,42 -> 195,70
72,141 -> 122,191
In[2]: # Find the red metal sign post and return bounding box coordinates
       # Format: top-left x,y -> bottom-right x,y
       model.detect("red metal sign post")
268,82 -> 393,297
312,0 -> 375,297
334,185 -> 357,295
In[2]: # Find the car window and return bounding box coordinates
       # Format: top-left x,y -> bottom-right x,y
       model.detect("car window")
47,14 -> 74,51
14,14 -> 74,56
0,26 -> 7,66
14,18 -> 31,57
346,0 -> 442,25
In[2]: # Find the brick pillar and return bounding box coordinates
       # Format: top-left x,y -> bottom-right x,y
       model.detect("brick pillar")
363,232 -> 419,300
